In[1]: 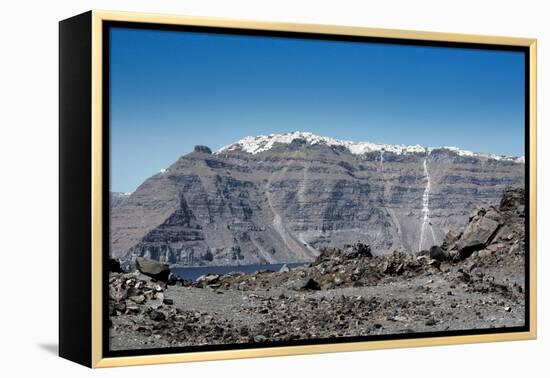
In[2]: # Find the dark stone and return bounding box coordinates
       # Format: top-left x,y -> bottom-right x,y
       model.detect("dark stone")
342,243 -> 372,259
163,298 -> 174,305
193,145 -> 212,154
429,246 -> 449,261
113,301 -> 126,313
457,270 -> 471,283
239,326 -> 249,336
135,257 -> 171,282
355,243 -> 373,258
166,273 -> 178,286
301,278 -> 321,291
425,318 -> 437,326
108,258 -> 124,273
149,310 -> 166,321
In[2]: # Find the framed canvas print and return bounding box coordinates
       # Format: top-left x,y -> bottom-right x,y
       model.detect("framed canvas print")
59,10 -> 537,368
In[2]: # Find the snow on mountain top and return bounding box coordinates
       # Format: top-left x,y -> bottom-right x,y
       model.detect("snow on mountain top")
217,131 -> 524,163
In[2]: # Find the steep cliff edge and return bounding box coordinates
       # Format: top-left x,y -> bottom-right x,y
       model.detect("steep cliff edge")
110,132 -> 524,266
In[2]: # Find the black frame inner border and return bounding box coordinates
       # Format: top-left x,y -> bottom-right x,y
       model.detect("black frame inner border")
101,20 -> 531,358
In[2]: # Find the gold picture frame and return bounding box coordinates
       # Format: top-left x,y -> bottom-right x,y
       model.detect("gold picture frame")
59,10 -> 537,368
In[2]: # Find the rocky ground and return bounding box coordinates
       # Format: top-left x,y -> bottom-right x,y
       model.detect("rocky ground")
109,188 -> 526,351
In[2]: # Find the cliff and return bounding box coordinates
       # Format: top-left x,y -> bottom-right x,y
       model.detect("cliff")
110,132 -> 524,266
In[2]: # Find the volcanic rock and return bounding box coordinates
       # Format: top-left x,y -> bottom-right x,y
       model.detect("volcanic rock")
456,210 -> 500,258
108,258 -> 124,273
135,257 -> 170,281
149,310 -> 166,321
300,278 -> 321,291
429,245 -> 448,261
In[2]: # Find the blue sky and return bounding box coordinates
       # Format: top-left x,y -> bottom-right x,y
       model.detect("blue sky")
110,27 -> 525,192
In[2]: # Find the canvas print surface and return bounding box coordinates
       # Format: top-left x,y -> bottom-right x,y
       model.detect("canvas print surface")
107,26 -> 527,353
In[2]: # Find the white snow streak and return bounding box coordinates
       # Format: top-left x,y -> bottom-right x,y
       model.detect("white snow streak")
217,131 -> 524,163
418,154 -> 436,251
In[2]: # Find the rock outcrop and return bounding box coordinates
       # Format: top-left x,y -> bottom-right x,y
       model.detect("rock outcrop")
439,187 -> 525,261
135,257 -> 171,282
110,132 -> 524,266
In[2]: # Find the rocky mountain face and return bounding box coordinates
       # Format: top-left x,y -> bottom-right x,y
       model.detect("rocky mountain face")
110,132 -> 524,266
110,192 -> 131,209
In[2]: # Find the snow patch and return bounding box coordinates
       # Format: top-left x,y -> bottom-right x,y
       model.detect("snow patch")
217,131 -> 524,163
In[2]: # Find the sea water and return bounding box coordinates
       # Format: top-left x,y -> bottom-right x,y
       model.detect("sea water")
171,262 -> 306,282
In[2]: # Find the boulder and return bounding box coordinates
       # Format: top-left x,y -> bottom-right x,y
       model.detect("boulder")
429,245 -> 449,261
149,310 -> 166,322
297,278 -> 321,291
135,257 -> 170,281
417,249 -> 430,257
166,272 -> 179,286
108,258 -> 124,273
456,213 -> 500,258
355,243 -> 373,258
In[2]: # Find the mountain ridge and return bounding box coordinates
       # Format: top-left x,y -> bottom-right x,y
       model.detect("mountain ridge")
217,131 -> 524,163
111,131 -> 525,267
